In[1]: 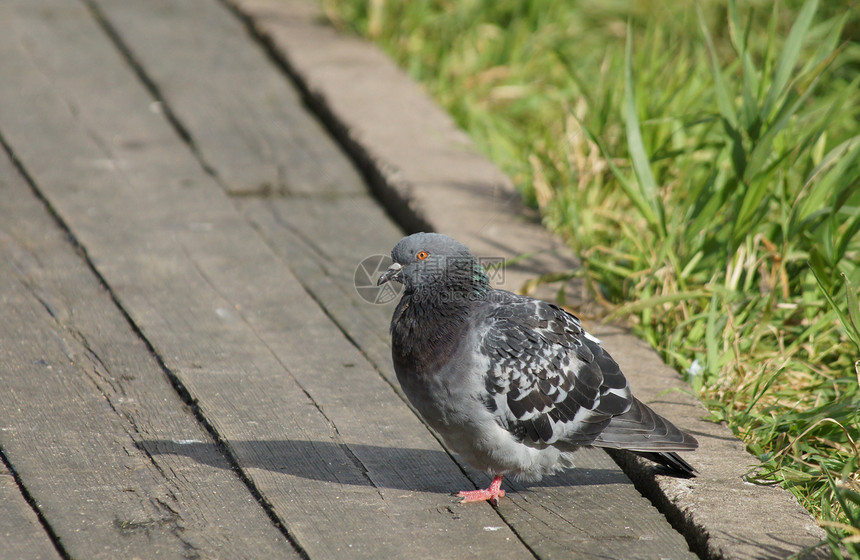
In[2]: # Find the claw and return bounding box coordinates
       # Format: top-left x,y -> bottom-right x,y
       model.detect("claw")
456,475 -> 506,504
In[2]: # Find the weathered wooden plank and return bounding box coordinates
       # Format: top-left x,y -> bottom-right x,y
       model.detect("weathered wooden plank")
500,450 -> 697,560
0,141 -> 296,558
87,0 -> 364,197
239,195 -> 401,384
0,462 -> 61,560
0,1 -> 534,558
239,197 -> 700,559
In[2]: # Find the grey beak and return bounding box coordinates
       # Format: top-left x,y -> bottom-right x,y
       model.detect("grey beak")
377,262 -> 403,285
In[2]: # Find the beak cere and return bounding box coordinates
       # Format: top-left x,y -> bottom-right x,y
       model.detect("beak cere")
377,262 -> 403,286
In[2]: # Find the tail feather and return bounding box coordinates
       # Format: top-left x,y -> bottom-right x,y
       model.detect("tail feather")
592,397 -> 698,476
633,451 -> 696,477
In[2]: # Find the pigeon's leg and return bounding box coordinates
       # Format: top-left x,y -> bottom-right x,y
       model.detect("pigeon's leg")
456,475 -> 506,505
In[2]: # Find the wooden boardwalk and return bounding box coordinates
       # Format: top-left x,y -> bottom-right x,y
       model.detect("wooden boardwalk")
0,1 -> 816,559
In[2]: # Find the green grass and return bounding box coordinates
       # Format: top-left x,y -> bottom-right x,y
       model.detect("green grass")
322,0 -> 860,554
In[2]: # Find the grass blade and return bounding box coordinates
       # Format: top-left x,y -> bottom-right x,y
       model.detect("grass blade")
624,23 -> 665,236
727,0 -> 760,130
697,2 -> 738,130
705,290 -> 721,385
572,113 -> 661,229
761,0 -> 818,120
810,263 -> 860,352
844,273 -> 860,354
605,289 -> 710,321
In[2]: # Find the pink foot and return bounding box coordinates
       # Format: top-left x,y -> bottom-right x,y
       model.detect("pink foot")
456,475 -> 506,505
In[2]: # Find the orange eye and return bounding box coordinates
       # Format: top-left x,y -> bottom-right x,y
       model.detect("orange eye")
416,250 -> 429,261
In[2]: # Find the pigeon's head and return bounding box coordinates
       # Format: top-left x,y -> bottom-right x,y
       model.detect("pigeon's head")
377,233 -> 485,293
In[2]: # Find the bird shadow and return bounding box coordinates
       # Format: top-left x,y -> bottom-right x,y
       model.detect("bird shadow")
137,438 -> 631,493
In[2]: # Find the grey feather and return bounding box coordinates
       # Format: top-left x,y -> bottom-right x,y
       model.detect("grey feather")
379,233 -> 697,483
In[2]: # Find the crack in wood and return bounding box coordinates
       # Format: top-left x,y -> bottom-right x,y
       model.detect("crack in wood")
79,0 -> 220,183
215,0 -> 435,234
262,207 -> 335,273
112,497 -> 202,560
172,229 -> 395,506
0,447 -> 71,560
605,448 -> 711,559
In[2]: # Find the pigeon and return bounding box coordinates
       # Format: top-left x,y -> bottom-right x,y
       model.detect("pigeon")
377,232 -> 697,504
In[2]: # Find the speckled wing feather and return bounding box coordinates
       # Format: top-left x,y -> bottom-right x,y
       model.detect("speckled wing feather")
478,292 -> 696,472
478,293 -> 633,447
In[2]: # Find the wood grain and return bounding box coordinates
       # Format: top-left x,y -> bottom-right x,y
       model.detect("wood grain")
90,0 -> 365,197
0,462 -> 61,560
